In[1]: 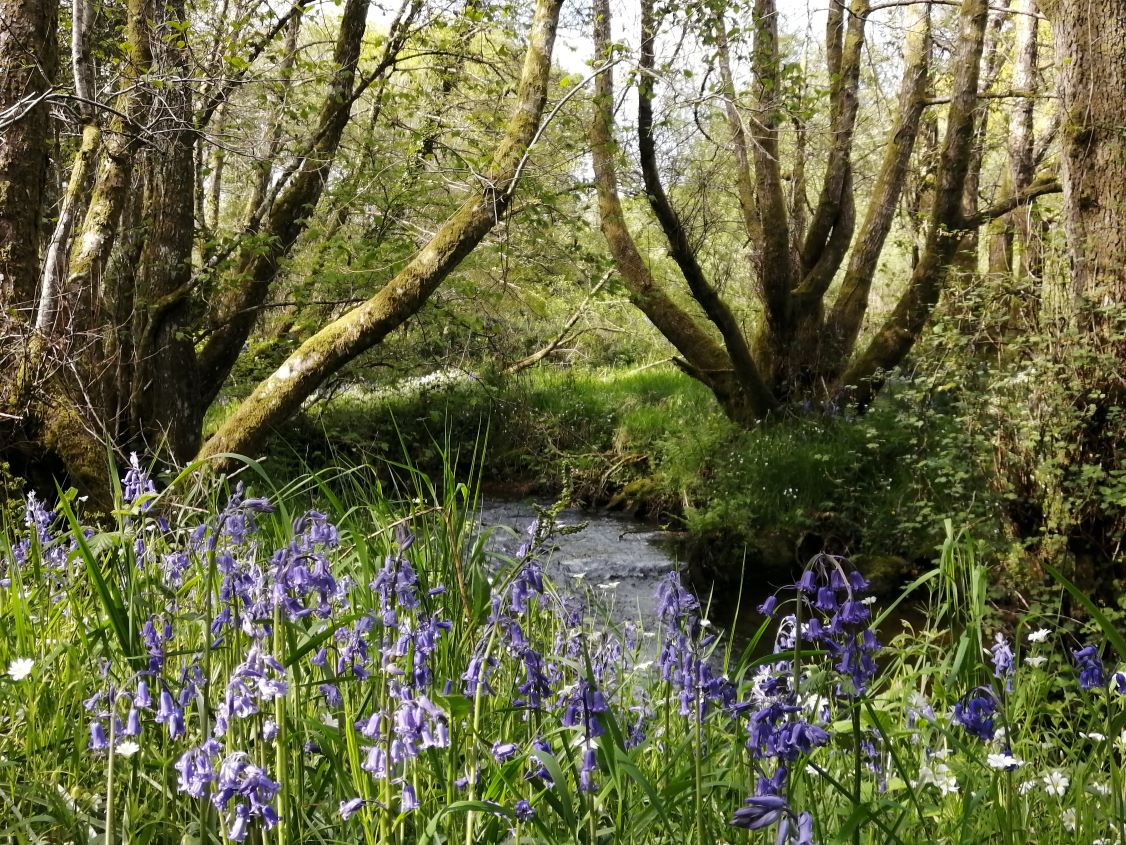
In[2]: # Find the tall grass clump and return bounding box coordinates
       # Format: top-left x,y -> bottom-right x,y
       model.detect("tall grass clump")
2,459 -> 1126,844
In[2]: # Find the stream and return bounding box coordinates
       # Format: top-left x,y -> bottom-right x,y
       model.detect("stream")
476,498 -> 784,657
476,498 -> 921,659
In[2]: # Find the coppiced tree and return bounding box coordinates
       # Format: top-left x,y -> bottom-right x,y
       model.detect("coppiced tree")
591,0 -> 1060,422
0,0 -> 565,492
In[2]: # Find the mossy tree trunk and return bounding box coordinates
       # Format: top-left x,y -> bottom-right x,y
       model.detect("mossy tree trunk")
198,0 -> 566,464
1037,0 -> 1126,583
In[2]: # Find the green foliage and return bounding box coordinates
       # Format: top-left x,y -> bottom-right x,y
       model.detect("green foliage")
882,263 -> 1126,593
244,364 -> 980,587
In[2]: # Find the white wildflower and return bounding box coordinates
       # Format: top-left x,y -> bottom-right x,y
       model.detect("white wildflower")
596,581 -> 619,590
1089,781 -> 1111,797
1028,628 -> 1051,643
1062,808 -> 1077,833
116,741 -> 140,757
916,762 -> 959,795
987,751 -> 1025,771
1043,770 -> 1070,797
7,659 -> 33,681
1081,731 -> 1107,742
1024,656 -> 1048,668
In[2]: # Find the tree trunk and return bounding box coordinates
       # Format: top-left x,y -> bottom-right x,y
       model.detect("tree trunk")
1038,0 -> 1126,584
0,0 -> 57,312
1040,0 -> 1126,308
841,0 -> 991,407
198,0 -> 567,464
824,2 -> 931,367
127,0 -> 201,461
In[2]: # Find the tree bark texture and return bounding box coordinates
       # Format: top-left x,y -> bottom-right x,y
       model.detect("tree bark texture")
1040,0 -> 1126,308
0,0 -> 57,312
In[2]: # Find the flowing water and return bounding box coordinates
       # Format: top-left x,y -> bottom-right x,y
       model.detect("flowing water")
476,498 -> 922,658
477,498 -> 685,626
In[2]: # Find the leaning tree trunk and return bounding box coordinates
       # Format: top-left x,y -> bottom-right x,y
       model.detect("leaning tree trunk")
197,0 -> 566,464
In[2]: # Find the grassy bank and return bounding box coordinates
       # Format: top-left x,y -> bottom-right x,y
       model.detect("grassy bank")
220,364 -> 999,594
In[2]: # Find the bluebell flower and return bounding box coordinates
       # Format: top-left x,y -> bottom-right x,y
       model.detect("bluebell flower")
88,721 -> 109,751
578,743 -> 598,793
462,653 -> 498,697
492,741 -> 518,763
514,799 -> 534,822
991,633 -> 1014,683
796,810 -> 816,845
123,453 -> 157,510
400,783 -> 418,812
1073,644 -> 1105,690
134,680 -> 152,709
526,737 -> 554,785
561,679 -> 608,739
953,691 -> 997,741
655,571 -> 698,625
339,798 -> 365,820
175,740 -> 222,799
730,794 -> 789,830
156,688 -> 185,740
758,594 -> 778,617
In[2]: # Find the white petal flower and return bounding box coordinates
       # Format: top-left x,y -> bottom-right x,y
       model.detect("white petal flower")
596,581 -> 619,590
1062,808 -> 1077,833
7,659 -> 33,681
1043,770 -> 1070,797
115,741 -> 140,757
1024,655 -> 1048,668
1028,628 -> 1051,643
987,752 -> 1025,771
916,762 -> 959,795
1080,731 -> 1107,742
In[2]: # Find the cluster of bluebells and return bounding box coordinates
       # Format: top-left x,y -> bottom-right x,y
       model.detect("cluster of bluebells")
4,491 -> 86,597
349,530 -> 453,814
655,572 -> 740,721
734,556 -> 884,843
39,459 -> 1126,842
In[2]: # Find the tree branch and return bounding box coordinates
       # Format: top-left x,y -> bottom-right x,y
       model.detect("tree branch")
963,176 -> 1060,228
